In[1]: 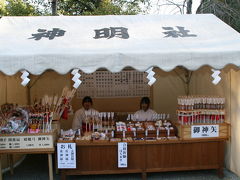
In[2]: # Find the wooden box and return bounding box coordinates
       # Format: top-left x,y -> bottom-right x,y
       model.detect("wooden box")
115,131 -> 134,138
175,123 -> 230,140
148,129 -> 176,137
136,130 -> 145,138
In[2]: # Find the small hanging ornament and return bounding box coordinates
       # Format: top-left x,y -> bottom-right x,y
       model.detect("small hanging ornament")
71,69 -> 82,89
145,67 -> 156,86
20,70 -> 30,86
211,69 -> 221,85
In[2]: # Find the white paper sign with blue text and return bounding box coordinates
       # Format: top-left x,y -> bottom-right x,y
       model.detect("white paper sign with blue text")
57,143 -> 76,169
118,142 -> 127,168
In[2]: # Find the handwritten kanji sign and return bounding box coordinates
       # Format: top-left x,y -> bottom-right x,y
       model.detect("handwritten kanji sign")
57,143 -> 76,169
191,125 -> 219,138
118,142 -> 127,168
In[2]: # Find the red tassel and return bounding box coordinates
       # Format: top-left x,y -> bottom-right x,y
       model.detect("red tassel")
61,107 -> 68,120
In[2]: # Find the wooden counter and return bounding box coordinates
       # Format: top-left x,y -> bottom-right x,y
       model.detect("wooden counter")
60,138 -> 226,180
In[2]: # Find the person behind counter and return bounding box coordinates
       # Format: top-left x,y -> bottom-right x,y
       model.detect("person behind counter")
133,97 -> 157,121
72,96 -> 99,131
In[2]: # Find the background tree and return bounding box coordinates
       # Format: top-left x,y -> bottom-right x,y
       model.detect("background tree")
57,0 -> 101,15
0,0 -> 6,15
152,0 -> 240,33
0,0 -> 39,16
151,0 -> 193,15
57,0 -> 150,15
196,0 -> 240,32
1,0 -> 151,16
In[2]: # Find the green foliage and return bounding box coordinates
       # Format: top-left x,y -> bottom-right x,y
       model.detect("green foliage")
0,0 -> 39,16
58,0 -> 149,15
82,1 -> 122,15
0,0 -> 150,16
25,0 -> 52,15
111,0 -> 150,15
0,0 -> 6,16
58,0 -> 101,15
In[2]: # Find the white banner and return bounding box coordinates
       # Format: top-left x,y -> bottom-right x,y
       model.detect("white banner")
57,143 -> 76,169
191,125 -> 219,138
1,15 -> 240,75
118,142 -> 127,168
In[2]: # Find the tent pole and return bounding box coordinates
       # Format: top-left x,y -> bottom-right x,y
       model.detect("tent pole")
26,73 -> 45,105
174,67 -> 192,96
26,85 -> 31,105
5,76 -> 7,103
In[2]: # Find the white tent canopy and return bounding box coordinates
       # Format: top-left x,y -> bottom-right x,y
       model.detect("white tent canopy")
0,14 -> 240,75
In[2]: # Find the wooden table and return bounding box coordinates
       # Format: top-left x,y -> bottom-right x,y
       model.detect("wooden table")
0,149 -> 54,180
0,132 -> 57,180
60,138 -> 226,180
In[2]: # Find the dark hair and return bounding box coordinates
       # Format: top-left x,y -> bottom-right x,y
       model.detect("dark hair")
140,97 -> 150,109
82,96 -> 93,105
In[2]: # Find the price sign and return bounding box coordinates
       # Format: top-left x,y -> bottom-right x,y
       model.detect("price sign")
0,135 -> 53,150
118,142 -> 127,168
57,143 -> 76,169
191,125 -> 219,138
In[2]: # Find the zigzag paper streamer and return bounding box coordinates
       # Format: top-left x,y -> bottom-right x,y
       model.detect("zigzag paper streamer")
145,67 -> 156,86
211,69 -> 221,85
71,69 -> 82,89
20,70 -> 30,86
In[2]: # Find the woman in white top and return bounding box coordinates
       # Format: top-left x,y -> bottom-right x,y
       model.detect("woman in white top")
134,97 -> 157,121
72,96 -> 98,131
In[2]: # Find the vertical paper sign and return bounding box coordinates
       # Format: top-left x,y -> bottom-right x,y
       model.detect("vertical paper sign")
57,143 -> 76,169
118,142 -> 127,168
191,125 -> 219,138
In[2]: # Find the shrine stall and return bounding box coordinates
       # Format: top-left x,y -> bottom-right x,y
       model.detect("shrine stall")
0,88 -> 74,180
0,15 -> 240,180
